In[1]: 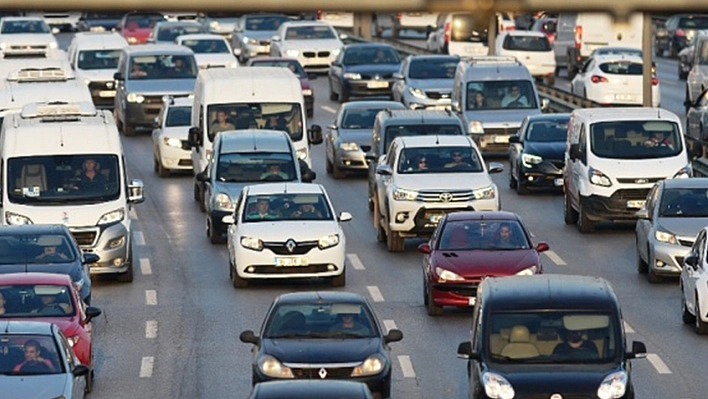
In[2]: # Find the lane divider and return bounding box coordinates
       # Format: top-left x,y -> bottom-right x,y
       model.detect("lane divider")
397,355 -> 416,378
145,320 -> 158,339
367,286 -> 385,302
145,290 -> 157,306
347,253 -> 366,270
544,250 -> 567,266
135,231 -> 146,246
321,105 -> 337,114
383,319 -> 397,333
139,357 -> 154,378
646,353 -> 672,374
139,258 -> 152,275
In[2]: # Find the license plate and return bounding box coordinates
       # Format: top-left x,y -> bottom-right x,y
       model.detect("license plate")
367,81 -> 389,89
616,94 -> 634,101
274,257 -> 308,267
465,46 -> 487,54
554,178 -> 564,187
468,297 -> 476,306
627,200 -> 646,209
99,90 -> 116,98
493,135 -> 510,144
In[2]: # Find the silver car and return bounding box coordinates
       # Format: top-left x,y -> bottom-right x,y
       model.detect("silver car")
146,20 -> 204,44
392,55 -> 459,110
231,13 -> 290,64
636,178 -> 708,283
0,321 -> 88,398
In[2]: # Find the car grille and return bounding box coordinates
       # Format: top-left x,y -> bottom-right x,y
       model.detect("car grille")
88,81 -> 114,91
359,73 -> 393,80
523,396 -> 593,399
259,40 -> 270,46
610,188 -> 650,201
425,91 -> 451,99
550,160 -> 564,169
262,240 -> 319,255
417,190 -> 474,203
303,51 -> 331,58
9,45 -> 47,51
678,239 -> 694,247
69,228 -> 99,247
290,366 -> 355,379
360,145 -> 371,153
178,159 -> 192,166
249,264 -> 332,274
616,177 -> 664,184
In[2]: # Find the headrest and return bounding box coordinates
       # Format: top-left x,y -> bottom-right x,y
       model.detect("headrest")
509,325 -> 531,343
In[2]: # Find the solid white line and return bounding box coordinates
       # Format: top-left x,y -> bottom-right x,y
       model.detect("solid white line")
129,208 -> 138,220
135,231 -> 146,246
398,355 -> 416,378
139,258 -> 152,275
145,320 -> 158,339
347,254 -> 365,270
383,319 -> 397,333
624,322 -> 635,334
139,357 -> 154,378
145,290 -> 157,306
647,353 -> 672,374
367,286 -> 384,302
544,250 -> 567,266
321,105 -> 337,114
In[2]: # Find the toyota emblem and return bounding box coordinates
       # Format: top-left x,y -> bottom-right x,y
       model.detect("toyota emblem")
318,368 -> 327,379
285,239 -> 297,253
439,192 -> 453,202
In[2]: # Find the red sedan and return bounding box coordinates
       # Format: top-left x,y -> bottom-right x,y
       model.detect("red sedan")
0,272 -> 101,392
117,12 -> 165,45
419,211 -> 548,316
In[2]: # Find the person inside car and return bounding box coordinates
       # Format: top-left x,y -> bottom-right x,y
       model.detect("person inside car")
501,84 -> 529,108
445,151 -> 472,169
75,158 -> 107,192
35,245 -> 69,262
489,223 -> 521,249
32,294 -> 71,315
329,313 -> 370,336
210,110 -> 236,135
291,203 -> 323,219
247,197 -> 279,220
643,131 -> 673,149
553,330 -> 599,359
260,164 -> 289,181
13,340 -> 54,373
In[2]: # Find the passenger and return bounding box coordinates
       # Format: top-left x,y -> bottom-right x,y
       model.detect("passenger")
13,340 -> 54,372
210,110 -> 236,135
260,164 -> 289,181
129,63 -> 148,78
291,203 -> 323,219
330,313 -> 370,335
501,84 -> 529,108
445,151 -> 472,169
553,330 -> 599,359
169,57 -> 190,77
32,294 -> 71,315
471,92 -> 488,109
35,245 -> 69,262
489,223 -> 519,249
373,49 -> 391,63
247,198 -> 278,220
410,156 -> 428,172
264,114 -> 288,131
643,131 -> 673,149
75,158 -> 107,192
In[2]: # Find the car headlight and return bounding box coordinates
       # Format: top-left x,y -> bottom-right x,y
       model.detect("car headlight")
257,355 -> 294,378
240,236 -> 263,251
67,335 -> 81,348
98,208 -> 125,226
285,49 -> 300,57
655,229 -> 678,245
0,42 -> 7,50
521,153 -> 543,168
332,48 -> 341,57
5,211 -> 32,225
127,36 -> 138,44
49,41 -> 58,49
163,137 -> 183,148
408,87 -> 427,99
90,26 -> 105,32
242,36 -> 258,45
435,267 -> 464,282
230,61 -> 240,68
351,354 -> 385,377
318,234 -> 340,249
214,192 -> 234,210
301,89 -> 312,96
210,21 -> 220,29
588,167 -> 612,187
597,371 -> 627,399
472,185 -> 496,200
343,72 -> 362,80
482,372 -> 515,399
468,120 -> 484,134
516,265 -> 539,276
339,142 -> 359,151
673,165 -> 691,179
296,147 -> 308,160
126,93 -> 145,103
393,187 -> 418,201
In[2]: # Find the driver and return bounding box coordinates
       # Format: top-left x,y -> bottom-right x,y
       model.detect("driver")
501,84 -> 529,108
260,164 -> 289,181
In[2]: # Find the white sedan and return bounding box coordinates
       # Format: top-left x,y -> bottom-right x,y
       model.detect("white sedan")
175,34 -> 238,69
570,54 -> 660,107
495,31 -> 556,85
0,17 -> 58,57
270,21 -> 344,73
681,226 -> 708,334
223,183 -> 351,288
151,97 -> 193,177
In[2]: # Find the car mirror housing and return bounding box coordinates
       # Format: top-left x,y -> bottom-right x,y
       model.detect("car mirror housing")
569,143 -> 580,160
72,364 -> 90,377
392,72 -> 404,80
338,212 -> 352,222
308,124 -> 323,145
627,340 -> 647,359
535,242 -> 549,252
508,135 -> 520,144
188,126 -> 202,147
384,328 -> 403,343
239,330 -> 260,345
196,171 -> 209,182
85,306 -> 102,322
457,341 -> 478,360
684,254 -> 699,269
271,35 -> 280,42
113,72 -> 124,81
222,215 -> 236,225
417,242 -> 431,254
375,164 -> 393,176
82,252 -> 100,265
302,170 -> 316,183
635,208 -> 649,220
364,151 -> 376,161
128,179 -> 145,204
541,98 -> 550,111
487,162 -> 504,174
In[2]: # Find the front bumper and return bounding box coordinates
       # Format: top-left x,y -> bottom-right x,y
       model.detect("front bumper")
72,222 -> 132,275
157,140 -> 193,171
431,281 -> 480,307
650,237 -> 693,276
335,147 -> 369,171
88,81 -> 117,108
581,189 -> 650,222
234,241 -> 345,280
518,159 -> 564,189
388,200 -> 498,236
243,42 -> 270,58
343,79 -> 393,98
402,91 -> 451,110
295,53 -> 337,73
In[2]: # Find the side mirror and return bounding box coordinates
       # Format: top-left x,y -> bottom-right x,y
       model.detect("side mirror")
85,306 -> 102,322
152,117 -> 160,129
339,33 -> 348,40
222,214 -> 236,224
113,72 -> 124,81
364,152 -> 376,161
271,35 -> 280,42
635,208 -> 649,220
541,98 -> 550,111
392,72 -> 404,80
375,164 -> 393,176
508,135 -> 520,144
487,162 -> 504,174
72,364 -> 90,377
384,328 -> 403,343
569,143 -> 580,161
188,126 -> 202,147
684,254 -> 699,269
82,253 -> 100,265
417,242 -> 431,254
457,341 -> 479,360
627,340 -> 647,359
451,101 -> 460,112
128,179 -> 145,204
233,48 -> 242,56
535,242 -> 549,253
338,211 -> 352,222
196,171 -> 209,182
308,124 -> 323,145
239,330 -> 260,345
302,170 -> 316,182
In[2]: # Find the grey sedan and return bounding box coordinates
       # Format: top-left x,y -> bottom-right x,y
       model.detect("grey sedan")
686,88 -> 708,144
636,178 -> 708,283
391,55 -> 459,110
325,101 -> 405,179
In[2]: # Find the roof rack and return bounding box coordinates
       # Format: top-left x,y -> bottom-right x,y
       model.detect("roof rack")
464,55 -> 519,65
7,67 -> 74,83
21,101 -> 97,120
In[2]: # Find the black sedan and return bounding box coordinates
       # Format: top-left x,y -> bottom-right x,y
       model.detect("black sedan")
508,114 -> 570,194
240,291 -> 403,399
328,43 -> 402,103
248,380 -> 375,399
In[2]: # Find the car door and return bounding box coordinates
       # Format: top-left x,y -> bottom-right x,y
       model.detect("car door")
391,57 -> 408,102
377,143 -> 398,220
636,183 -> 660,262
567,122 -> 586,208
684,231 -> 706,310
326,108 -> 342,163
329,50 -> 344,94
571,58 -> 593,95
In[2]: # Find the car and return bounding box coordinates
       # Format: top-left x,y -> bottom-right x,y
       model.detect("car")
681,227 -> 708,334
0,16 -> 59,58
249,380 -> 375,399
239,291 -> 403,399
373,135 -> 503,252
0,320 -> 90,398
223,183 -> 350,287
0,273 -> 102,391
685,34 -> 708,111
116,12 -> 165,45
147,21 -> 205,44
635,178 -> 708,283
325,101 -> 406,179
495,31 -> 556,85
677,32 -> 707,80
529,17 -> 556,44
76,12 -> 123,32
0,225 -> 96,304
570,54 -> 660,108
152,96 -> 193,177
246,57 -> 314,117
656,14 -> 708,57
425,13 -> 489,56
270,21 -> 344,74
163,12 -> 200,22
585,46 -> 659,81
176,34 -> 238,69
231,13 -> 291,64
508,114 -> 570,194
197,12 -> 243,39
391,11 -> 439,38
419,211 -> 548,315
26,11 -> 81,32
317,11 -> 354,29
329,43 -> 402,103
391,55 -> 459,110
686,88 -> 708,143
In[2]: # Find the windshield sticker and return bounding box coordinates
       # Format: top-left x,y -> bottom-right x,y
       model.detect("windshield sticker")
22,186 -> 40,197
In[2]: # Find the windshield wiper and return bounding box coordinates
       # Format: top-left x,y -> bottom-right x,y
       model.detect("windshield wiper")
268,333 -> 313,339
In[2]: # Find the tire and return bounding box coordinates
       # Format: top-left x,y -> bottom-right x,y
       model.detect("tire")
679,64 -> 688,80
326,156 -> 334,174
193,183 -> 200,202
337,86 -> 349,103
198,188 -> 206,213
682,287 -> 696,324
563,193 -> 579,225
157,159 -> 170,177
373,199 -> 386,242
331,270 -> 346,287
85,368 -> 94,393
230,261 -> 248,288
567,58 -> 577,80
554,65 -> 560,77
153,157 -> 159,173
509,168 -> 517,189
207,217 -> 224,244
329,81 -> 337,101
426,283 -> 443,316
516,168 -> 529,195
577,200 -> 595,233
332,164 -> 346,179
670,42 -> 678,58
392,25 -> 400,39
386,230 -> 405,252
307,107 -> 314,118
696,299 -> 708,334
636,241 -> 648,274
116,263 -> 134,283
654,45 -> 662,57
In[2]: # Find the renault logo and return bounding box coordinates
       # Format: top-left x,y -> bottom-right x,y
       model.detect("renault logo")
635,178 -> 648,184
318,368 -> 327,379
550,394 -> 563,399
439,192 -> 453,202
285,239 -> 297,253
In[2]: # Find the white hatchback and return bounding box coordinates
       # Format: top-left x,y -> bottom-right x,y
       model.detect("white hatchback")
151,97 -> 193,177
495,31 -> 556,84
175,33 -> 238,69
223,183 -> 351,288
681,227 -> 708,334
0,17 -> 58,57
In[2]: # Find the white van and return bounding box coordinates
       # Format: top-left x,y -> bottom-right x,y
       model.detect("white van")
0,101 -> 145,281
563,108 -> 690,233
188,67 -> 322,207
554,12 -> 643,79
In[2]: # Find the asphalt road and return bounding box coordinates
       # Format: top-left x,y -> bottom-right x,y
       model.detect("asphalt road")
51,32 -> 708,399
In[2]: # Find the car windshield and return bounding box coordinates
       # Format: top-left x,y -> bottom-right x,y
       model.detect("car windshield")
285,25 -> 336,40
250,60 -> 305,78
589,121 -> 683,159
341,108 -> 385,129
0,334 -> 64,375
526,119 -> 568,142
439,220 -> 531,250
408,58 -> 458,79
264,303 -> 378,339
128,54 -> 198,80
503,35 -> 552,52
466,80 -> 538,110
343,47 -> 399,65
217,152 -> 296,183
0,284 -> 76,317
599,61 -> 643,75
125,14 -> 164,29
487,312 -> 618,364
165,106 -> 191,127
451,14 -> 487,42
244,15 -> 289,31
156,25 -> 203,42
398,146 -> 483,174
384,124 -> 462,153
7,155 -> 120,205
0,20 -> 51,34
0,234 -> 78,264
180,39 -> 230,54
241,193 -> 333,222
678,16 -> 708,29
77,49 -> 120,70
659,188 -> 708,217
207,103 -> 303,142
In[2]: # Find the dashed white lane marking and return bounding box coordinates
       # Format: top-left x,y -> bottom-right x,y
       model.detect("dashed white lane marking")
347,254 -> 365,270
145,320 -> 158,339
398,355 -> 416,378
145,290 -> 157,306
647,354 -> 672,374
140,357 -> 154,378
544,250 -> 567,266
129,208 -> 138,220
139,258 -> 152,275
383,319 -> 397,333
321,105 -> 337,114
367,286 -> 384,302
624,322 -> 635,334
135,231 -> 146,246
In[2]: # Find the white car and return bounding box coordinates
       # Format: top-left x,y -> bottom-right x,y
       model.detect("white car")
26,11 -> 81,32
151,97 -> 193,177
223,183 -> 351,288
425,13 -> 488,57
495,31 -> 556,85
681,226 -> 708,334
0,17 -> 59,57
570,54 -> 660,107
318,11 -> 354,29
270,21 -> 344,73
176,34 -> 238,69
393,11 -> 439,37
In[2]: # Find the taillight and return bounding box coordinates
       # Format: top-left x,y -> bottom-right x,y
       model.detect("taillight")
676,29 -> 685,37
591,75 -> 608,83
505,25 -> 516,31
574,26 -> 582,49
652,77 -> 659,85
316,10 -> 322,20
444,22 -> 451,44
396,12 -> 402,20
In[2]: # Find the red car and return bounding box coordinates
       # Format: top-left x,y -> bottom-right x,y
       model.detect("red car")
246,57 -> 315,118
117,12 -> 165,45
0,272 -> 101,391
530,17 -> 557,45
419,211 -> 548,316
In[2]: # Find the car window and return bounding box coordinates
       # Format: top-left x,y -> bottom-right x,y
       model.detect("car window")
678,16 -> 708,29
465,80 -> 538,110
284,25 -> 336,40
502,35 -> 551,52
181,39 -> 229,54
250,60 -> 305,78
244,15 -> 289,31
526,120 -> 568,142
156,25 -> 203,42
408,58 -> 458,79
451,14 -> 487,42
0,234 -> 78,265
264,302 -> 378,338
598,61 -> 643,75
659,188 -> 708,217
397,146 -> 483,174
589,121 -> 683,160
77,49 -> 121,70
0,333 -> 64,375
206,103 -> 303,142
217,152 -> 297,184
343,47 -> 399,65
0,284 -> 76,317
341,108 -> 382,129
438,220 -> 530,250
128,54 -> 198,80
241,193 -> 333,222
165,106 -> 192,127
0,20 -> 50,34
125,14 -> 164,29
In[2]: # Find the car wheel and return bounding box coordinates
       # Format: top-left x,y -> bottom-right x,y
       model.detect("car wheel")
153,157 -> 159,173
695,299 -> 708,334
332,164 -> 346,179
516,167 -> 529,195
337,86 -> 349,103
329,80 -> 337,101
423,277 -> 429,306
508,167 -> 517,189
85,367 -> 94,393
426,284 -> 443,316
554,65 -> 560,77
636,241 -> 648,274
331,270 -> 346,287
654,45 -> 662,57
682,286 -> 696,323
198,190 -> 206,213
123,123 -> 136,137
577,200 -> 595,233
563,193 -> 579,225
326,156 -> 334,174
207,216 -> 224,244
116,263 -> 134,283
306,107 -> 314,118
230,260 -> 248,288
386,230 -> 405,252
670,42 -> 678,58
157,159 -> 170,177
679,64 -> 688,80
373,199 -> 386,242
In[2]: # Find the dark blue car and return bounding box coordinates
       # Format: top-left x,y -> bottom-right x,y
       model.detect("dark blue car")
328,43 -> 402,103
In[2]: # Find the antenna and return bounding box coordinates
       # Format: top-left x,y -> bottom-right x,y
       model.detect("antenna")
252,132 -> 257,150
435,135 -> 439,145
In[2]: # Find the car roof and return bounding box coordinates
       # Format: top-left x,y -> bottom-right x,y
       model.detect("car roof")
446,211 -> 521,222
280,20 -> 332,28
1,16 -> 45,22
341,100 -> 406,111
572,107 -> 681,123
218,129 -> 293,153
408,54 -> 460,62
275,291 -> 366,304
0,224 -> 70,236
70,32 -> 128,50
246,183 -> 324,196
379,109 -> 461,125
177,33 -> 227,42
0,272 -> 73,286
458,56 -> 532,80
0,320 -> 55,335
253,380 -> 370,398
344,43 -> 396,50
155,21 -> 202,28
123,44 -> 194,56
662,177 -> 708,189
394,135 -> 473,148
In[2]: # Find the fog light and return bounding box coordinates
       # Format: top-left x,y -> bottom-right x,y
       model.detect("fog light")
656,260 -> 665,267
112,258 -> 123,266
395,212 -> 408,223
527,176 -> 534,181
344,160 -> 351,166
327,265 -> 336,271
247,266 -> 255,273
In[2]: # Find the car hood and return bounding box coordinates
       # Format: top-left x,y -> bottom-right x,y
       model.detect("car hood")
0,33 -> 56,46
241,220 -> 338,240
337,129 -> 373,146
281,39 -> 342,51
394,172 -> 493,191
76,68 -> 116,82
262,337 -> 381,364
0,374 -> 71,398
343,63 -> 401,76
523,141 -> 566,160
125,79 -> 196,95
406,78 -> 454,91
657,217 -> 708,238
432,249 -> 539,277
213,181 -> 248,201
160,126 -> 190,139
464,108 -> 541,127
243,31 -> 277,40
496,365 -> 620,395
194,53 -> 236,68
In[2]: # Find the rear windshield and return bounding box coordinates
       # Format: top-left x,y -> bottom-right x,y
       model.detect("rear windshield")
165,106 -> 191,127
466,80 -> 538,111
502,35 -> 551,52
285,25 -> 336,40
383,124 -> 462,153
526,119 -> 568,142
180,39 -> 229,54
125,14 -> 164,29
244,15 -> 289,31
451,14 -> 487,43
678,16 -> 708,29
598,61 -> 643,75
77,49 -> 120,70
590,121 -> 683,160
397,146 -> 484,174
250,60 -> 305,78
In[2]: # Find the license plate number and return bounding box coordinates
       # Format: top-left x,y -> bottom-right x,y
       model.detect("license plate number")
616,94 -> 634,101
367,81 -> 389,89
99,90 -> 116,98
274,257 -> 308,267
554,178 -> 564,187
627,200 -> 646,209
493,135 -> 510,143
468,297 -> 476,306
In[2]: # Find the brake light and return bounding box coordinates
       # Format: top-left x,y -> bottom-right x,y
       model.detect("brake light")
316,10 -> 322,20
591,75 -> 608,83
575,26 -> 582,49
444,22 -> 451,44
396,12 -> 402,20
676,29 -> 685,37
652,77 -> 659,85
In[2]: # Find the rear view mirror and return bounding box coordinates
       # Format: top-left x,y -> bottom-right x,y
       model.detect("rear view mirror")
113,72 -> 124,81
302,170 -> 316,183
392,72 -> 404,80
628,340 -> 647,359
375,164 -> 393,176
417,243 -> 431,254
338,212 -> 352,222
196,172 -> 209,182
82,253 -> 100,265
569,143 -> 580,160
271,35 -> 280,42
384,328 -> 403,343
684,255 -> 699,269
233,48 -> 242,56
635,208 -> 649,220
188,126 -> 202,147
456,341 -> 479,360
222,215 -> 235,224
508,135 -> 520,144
308,124 -> 323,145
239,330 -> 260,345
535,242 -> 549,252
128,179 -> 145,204
364,152 -> 376,161
85,306 -> 102,322
152,117 -> 160,129
487,162 -> 504,174
541,98 -> 550,111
